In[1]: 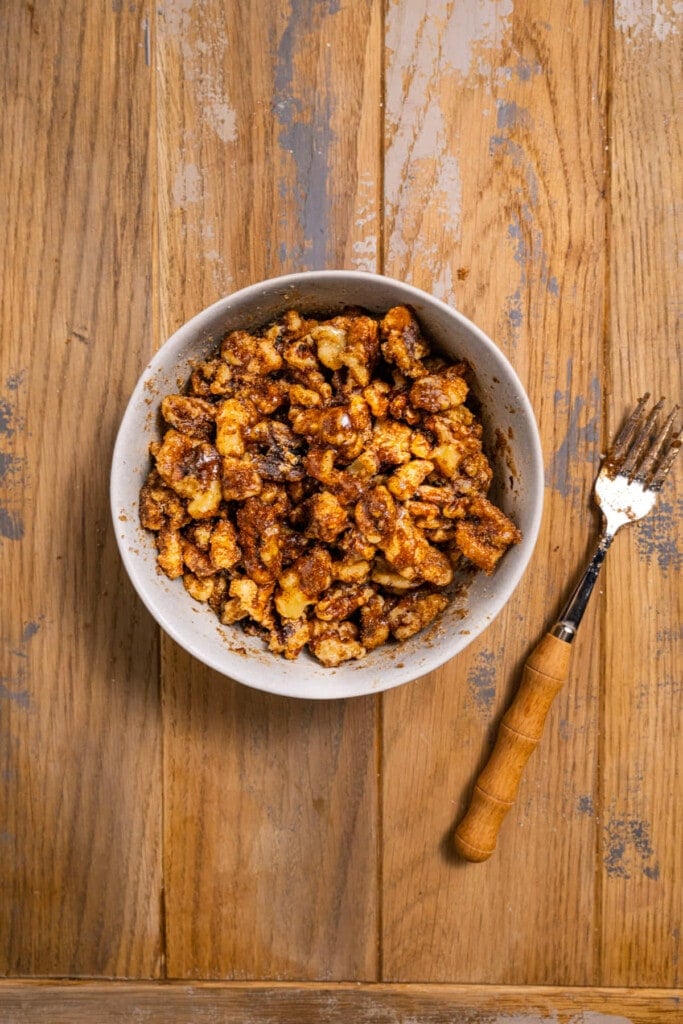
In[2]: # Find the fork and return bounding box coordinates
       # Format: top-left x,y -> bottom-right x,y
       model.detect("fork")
454,394 -> 681,862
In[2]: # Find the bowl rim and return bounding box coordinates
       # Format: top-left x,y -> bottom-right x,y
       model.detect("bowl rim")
111,270 -> 544,699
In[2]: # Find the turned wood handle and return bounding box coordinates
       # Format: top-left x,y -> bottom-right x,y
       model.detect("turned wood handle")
454,633 -> 572,862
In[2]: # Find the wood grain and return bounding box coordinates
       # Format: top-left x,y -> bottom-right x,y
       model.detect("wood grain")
0,0 -> 680,995
0,981 -> 681,1022
0,1 -> 162,975
381,0 -> 608,983
154,0 -> 383,979
601,0 -> 683,987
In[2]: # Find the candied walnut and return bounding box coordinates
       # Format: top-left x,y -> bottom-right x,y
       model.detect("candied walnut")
301,490 -> 348,542
268,615 -> 311,660
236,494 -> 287,585
303,446 -> 366,506
314,582 -> 375,622
288,383 -> 322,407
331,556 -> 372,583
454,495 -> 522,574
221,457 -> 263,501
275,546 -> 333,619
387,390 -> 422,425
221,578 -> 276,629
430,443 -> 469,479
380,305 -> 430,378
181,537 -> 215,578
371,557 -> 421,592
290,395 -> 370,462
387,459 -> 434,501
409,367 -> 468,412
387,590 -> 449,641
183,571 -> 215,603
154,429 -> 222,519
380,506 -> 453,586
248,420 -> 305,482
308,620 -> 366,667
161,395 -> 215,440
208,573 -> 229,615
215,396 -> 259,457
410,430 -> 434,460
282,337 -> 319,374
460,451 -> 494,493
140,470 -> 189,531
337,525 -> 377,562
371,419 -> 414,466
186,521 -> 213,549
251,380 -> 288,415
363,380 -> 391,418
156,524 -> 183,579
424,405 -> 476,445
210,519 -> 240,570
359,592 -> 390,651
355,485 -> 397,545
312,314 -> 379,385
220,329 -> 282,377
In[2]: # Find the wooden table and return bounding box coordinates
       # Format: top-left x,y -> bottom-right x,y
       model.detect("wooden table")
1,1 -> 681,1020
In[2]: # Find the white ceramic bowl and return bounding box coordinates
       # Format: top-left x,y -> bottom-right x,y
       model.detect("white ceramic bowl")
111,271 -> 543,699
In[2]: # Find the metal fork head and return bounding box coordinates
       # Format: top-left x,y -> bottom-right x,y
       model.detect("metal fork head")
604,393 -> 681,490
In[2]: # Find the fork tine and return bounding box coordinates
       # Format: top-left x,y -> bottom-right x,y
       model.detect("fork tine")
620,397 -> 664,478
650,422 -> 681,491
634,404 -> 680,484
608,393 -> 651,468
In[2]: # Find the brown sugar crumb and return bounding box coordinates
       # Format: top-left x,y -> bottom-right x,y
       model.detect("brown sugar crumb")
139,305 -> 521,667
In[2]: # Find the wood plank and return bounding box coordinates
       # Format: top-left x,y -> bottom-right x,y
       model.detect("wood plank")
154,0 -> 383,978
0,981 -> 680,1022
0,2 -> 162,975
601,0 -> 683,987
381,0 -> 608,982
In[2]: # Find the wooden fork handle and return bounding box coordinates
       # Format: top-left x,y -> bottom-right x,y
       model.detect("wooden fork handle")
454,633 -> 572,862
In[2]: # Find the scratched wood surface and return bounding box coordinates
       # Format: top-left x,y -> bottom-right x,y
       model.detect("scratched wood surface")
1,0 -> 681,1012
0,981 -> 680,1023
0,0 -> 162,976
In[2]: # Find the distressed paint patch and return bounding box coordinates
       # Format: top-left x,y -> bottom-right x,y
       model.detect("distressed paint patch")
351,171 -> 378,271
635,676 -> 683,710
466,647 -> 498,716
0,618 -> 41,710
386,0 -> 514,81
569,1015 -> 635,1024
496,98 -> 531,130
273,0 -> 340,270
603,811 -> 660,880
159,0 -> 238,144
545,362 -> 601,503
0,372 -> 27,542
171,162 -> 202,208
615,0 -> 682,42
385,5 -> 464,301
633,496 -> 682,575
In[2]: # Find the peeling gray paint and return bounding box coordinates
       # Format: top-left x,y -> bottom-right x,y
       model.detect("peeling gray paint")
496,99 -> 530,130
545,364 -> 601,502
634,496 -> 681,575
603,812 -> 660,880
273,0 -> 340,269
0,508 -> 24,540
466,648 -> 498,716
0,618 -> 40,709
